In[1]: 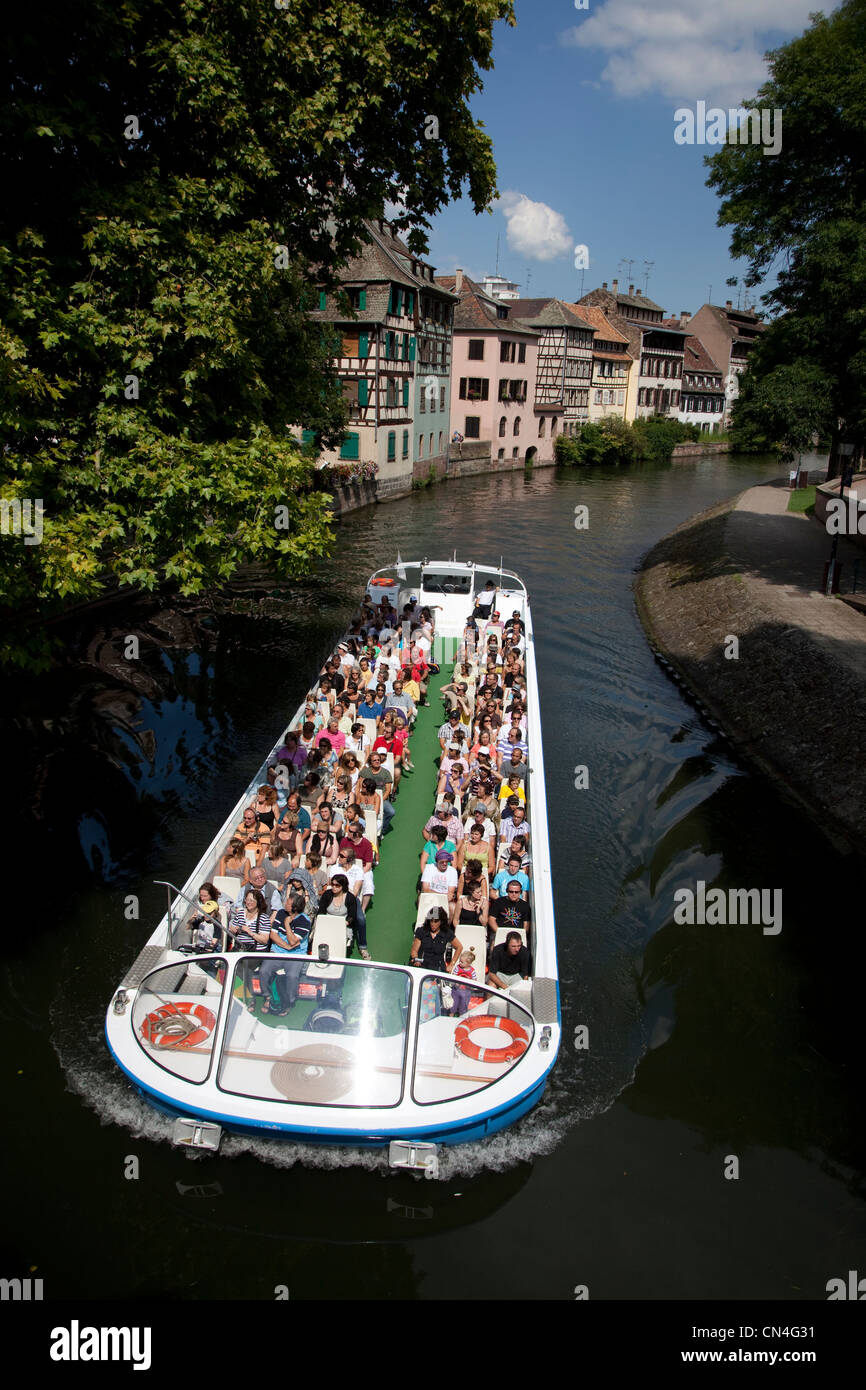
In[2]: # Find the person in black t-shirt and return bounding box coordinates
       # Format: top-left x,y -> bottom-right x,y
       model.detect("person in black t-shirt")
488,884 -> 532,938
487,932 -> 531,989
410,909 -> 462,973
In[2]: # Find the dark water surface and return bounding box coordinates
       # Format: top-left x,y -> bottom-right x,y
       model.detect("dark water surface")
3,453 -> 865,1301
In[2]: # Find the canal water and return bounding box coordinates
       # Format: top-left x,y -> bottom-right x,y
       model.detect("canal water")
3,451 -> 864,1300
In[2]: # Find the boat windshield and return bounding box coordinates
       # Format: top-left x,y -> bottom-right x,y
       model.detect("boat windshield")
421,571 -> 473,594
412,977 -> 534,1104
217,957 -> 411,1109
133,958 -> 228,1084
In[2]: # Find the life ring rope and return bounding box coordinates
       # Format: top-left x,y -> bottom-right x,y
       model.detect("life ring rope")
454,1013 -> 528,1065
141,1002 -> 216,1050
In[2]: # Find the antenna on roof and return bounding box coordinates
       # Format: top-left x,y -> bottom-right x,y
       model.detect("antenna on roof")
619,257 -> 635,285
525,269 -> 532,296
495,234 -> 501,277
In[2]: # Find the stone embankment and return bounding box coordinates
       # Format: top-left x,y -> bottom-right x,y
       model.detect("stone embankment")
635,479 -> 866,853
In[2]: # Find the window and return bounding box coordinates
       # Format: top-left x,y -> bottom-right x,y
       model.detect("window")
403,380 -> 409,409
497,448 -> 505,460
499,416 -> 507,437
387,431 -> 396,462
464,416 -> 481,438
440,386 -> 446,411
459,377 -> 488,401
419,389 -> 426,413
513,417 -> 521,437
594,390 -> 602,404
386,378 -> 397,408
418,434 -> 424,458
402,429 -> 409,459
538,418 -> 546,438
551,417 -> 558,436
518,343 -> 526,363
429,432 -> 434,456
512,447 -> 519,458
500,341 -> 516,363
359,331 -> 369,359
468,339 -> 485,360
339,432 -> 360,460
347,287 -> 366,311
341,330 -> 359,357
438,431 -> 443,453
497,306 -> 508,320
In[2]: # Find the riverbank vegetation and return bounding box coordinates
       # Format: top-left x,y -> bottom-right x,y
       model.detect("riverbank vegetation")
554,415 -> 706,468
0,0 -> 514,670
707,0 -> 866,469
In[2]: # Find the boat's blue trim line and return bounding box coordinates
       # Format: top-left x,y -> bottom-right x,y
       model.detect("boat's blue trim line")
105,1030 -> 558,1146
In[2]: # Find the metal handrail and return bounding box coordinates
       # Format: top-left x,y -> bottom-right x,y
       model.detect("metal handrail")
153,879 -> 228,953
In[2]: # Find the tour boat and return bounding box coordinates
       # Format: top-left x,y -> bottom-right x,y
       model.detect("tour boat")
105,559 -> 560,1172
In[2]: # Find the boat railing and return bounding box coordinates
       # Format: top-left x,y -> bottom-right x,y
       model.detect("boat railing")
153,880 -> 229,954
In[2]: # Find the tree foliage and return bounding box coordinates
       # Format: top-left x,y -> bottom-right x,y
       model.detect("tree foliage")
0,0 -> 514,667
706,0 -> 866,452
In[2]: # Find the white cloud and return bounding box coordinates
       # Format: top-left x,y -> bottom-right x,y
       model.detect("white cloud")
499,191 -> 572,262
561,0 -> 819,105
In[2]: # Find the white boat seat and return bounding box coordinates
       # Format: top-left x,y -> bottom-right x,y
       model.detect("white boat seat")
492,926 -> 528,950
307,914 -> 347,980
451,924 -> 487,980
414,892 -> 449,934
212,874 -> 244,899
360,717 -> 378,745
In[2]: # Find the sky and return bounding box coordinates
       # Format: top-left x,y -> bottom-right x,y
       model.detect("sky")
424,0 -> 835,318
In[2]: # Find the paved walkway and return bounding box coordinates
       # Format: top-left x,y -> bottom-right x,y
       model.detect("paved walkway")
635,478 -> 866,852
727,480 -> 866,678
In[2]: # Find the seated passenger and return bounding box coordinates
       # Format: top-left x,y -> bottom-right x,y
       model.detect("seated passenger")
324,773 -> 353,829
452,879 -> 489,931
218,838 -> 248,879
234,805 -> 266,859
228,888 -> 271,951
352,775 -> 383,831
423,801 -> 464,846
188,883 -> 225,952
420,850 -> 459,905
288,864 -> 322,916
339,815 -> 375,871
268,893 -> 312,962
491,855 -> 530,899
462,802 -> 497,847
497,832 -> 531,875
234,866 -> 283,913
456,820 -> 494,876
499,746 -> 528,786
448,948 -> 479,1017
317,873 -> 370,959
410,908 -> 461,972
488,882 -> 532,942
497,775 -> 526,806
260,839 -> 292,889
487,931 -> 531,990
420,824 -> 456,873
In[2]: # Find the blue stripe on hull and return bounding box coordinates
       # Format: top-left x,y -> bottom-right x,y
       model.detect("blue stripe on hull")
107,1032 -> 554,1146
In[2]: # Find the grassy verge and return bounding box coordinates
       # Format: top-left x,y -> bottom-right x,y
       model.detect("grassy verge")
787,485 -> 816,515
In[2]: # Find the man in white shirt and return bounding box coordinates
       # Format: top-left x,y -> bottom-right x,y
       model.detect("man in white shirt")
420,850 -> 459,905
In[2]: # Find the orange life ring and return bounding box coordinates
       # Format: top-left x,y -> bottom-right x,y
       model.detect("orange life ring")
369,578 -> 392,587
454,1014 -> 528,1064
141,1002 -> 216,1049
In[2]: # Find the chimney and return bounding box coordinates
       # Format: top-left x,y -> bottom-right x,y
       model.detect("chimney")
602,281 -> 608,291
725,299 -> 733,311
455,267 -> 464,294
629,284 -> 635,297
680,310 -> 690,327
612,279 -> 618,293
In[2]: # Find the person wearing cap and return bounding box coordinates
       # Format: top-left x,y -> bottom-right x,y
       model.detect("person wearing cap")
462,802 -> 496,848
423,802 -> 463,845
473,579 -> 497,620
420,850 -> 459,904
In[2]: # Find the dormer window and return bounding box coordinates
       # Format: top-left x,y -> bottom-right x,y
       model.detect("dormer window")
497,306 -> 508,320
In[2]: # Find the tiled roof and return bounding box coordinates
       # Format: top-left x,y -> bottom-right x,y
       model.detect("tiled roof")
682,335 -> 722,374
435,275 -> 540,335
593,350 -> 632,362
696,303 -> 767,339
311,218 -> 458,324
615,289 -> 663,312
569,304 -> 630,344
509,297 -> 596,332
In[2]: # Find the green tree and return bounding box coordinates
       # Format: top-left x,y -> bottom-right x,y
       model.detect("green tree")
0,0 -> 514,668
706,0 -> 866,468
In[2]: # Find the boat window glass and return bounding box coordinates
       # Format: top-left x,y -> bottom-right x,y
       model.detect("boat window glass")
218,959 -> 411,1109
421,572 -> 472,595
132,958 -> 227,1085
412,978 -> 534,1105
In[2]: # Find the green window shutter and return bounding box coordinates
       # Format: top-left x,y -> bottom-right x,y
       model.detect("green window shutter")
318,291 -> 326,310
359,289 -> 366,310
388,286 -> 396,314
358,379 -> 369,407
339,433 -> 360,460
359,331 -> 369,358
403,380 -> 409,408
409,336 -> 416,362
407,292 -> 414,315
301,429 -> 316,445
387,431 -> 396,461
402,429 -> 409,458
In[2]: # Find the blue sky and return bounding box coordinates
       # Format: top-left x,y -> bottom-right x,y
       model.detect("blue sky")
425,0 -> 832,317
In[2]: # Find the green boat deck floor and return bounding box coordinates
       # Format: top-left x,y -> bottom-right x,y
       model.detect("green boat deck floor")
367,657 -> 454,966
